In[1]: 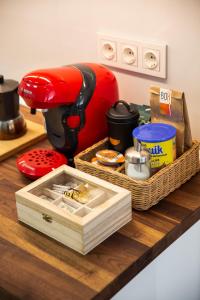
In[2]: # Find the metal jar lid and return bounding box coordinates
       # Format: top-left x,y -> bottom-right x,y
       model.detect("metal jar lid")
106,100 -> 139,124
125,146 -> 150,164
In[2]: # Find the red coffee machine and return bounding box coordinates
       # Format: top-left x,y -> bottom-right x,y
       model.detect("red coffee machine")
18,63 -> 118,159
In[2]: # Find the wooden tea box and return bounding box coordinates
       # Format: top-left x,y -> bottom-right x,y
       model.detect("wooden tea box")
15,165 -> 132,254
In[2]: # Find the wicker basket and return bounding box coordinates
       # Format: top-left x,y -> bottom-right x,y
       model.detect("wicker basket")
74,138 -> 200,210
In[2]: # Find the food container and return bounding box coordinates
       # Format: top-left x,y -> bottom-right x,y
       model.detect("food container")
96,149 -> 125,166
106,100 -> 139,153
15,165 -> 132,254
133,123 -> 176,173
16,148 -> 68,179
125,146 -> 151,180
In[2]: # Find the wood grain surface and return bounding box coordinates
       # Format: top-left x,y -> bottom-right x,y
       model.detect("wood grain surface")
0,106 -> 200,300
0,120 -> 46,162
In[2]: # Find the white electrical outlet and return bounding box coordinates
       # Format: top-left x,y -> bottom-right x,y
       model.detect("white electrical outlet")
120,43 -> 138,66
98,36 -> 117,63
141,43 -> 166,78
143,49 -> 160,70
102,42 -> 116,61
97,34 -> 167,79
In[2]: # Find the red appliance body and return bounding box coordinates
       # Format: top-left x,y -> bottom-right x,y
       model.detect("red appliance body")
18,63 -> 118,157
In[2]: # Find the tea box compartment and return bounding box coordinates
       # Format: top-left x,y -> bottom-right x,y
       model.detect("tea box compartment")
15,165 -> 132,254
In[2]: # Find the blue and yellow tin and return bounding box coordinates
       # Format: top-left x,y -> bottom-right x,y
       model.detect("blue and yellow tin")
133,123 -> 176,172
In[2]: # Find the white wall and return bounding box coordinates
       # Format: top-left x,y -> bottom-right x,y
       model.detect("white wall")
0,0 -> 200,137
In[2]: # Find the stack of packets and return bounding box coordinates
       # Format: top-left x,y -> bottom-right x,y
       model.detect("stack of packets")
51,182 -> 89,204
40,182 -> 94,212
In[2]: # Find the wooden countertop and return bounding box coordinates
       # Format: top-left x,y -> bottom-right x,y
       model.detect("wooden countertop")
0,106 -> 200,300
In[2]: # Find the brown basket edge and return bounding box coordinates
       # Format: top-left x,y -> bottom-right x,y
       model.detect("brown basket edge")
75,139 -> 200,185
148,139 -> 200,182
75,139 -> 200,211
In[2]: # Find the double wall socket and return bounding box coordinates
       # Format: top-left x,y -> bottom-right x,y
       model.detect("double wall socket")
97,34 -> 167,79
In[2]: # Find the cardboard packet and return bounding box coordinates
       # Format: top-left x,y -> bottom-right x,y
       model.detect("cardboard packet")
150,86 -> 192,156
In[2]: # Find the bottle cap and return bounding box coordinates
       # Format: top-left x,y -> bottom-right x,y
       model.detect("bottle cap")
125,146 -> 150,164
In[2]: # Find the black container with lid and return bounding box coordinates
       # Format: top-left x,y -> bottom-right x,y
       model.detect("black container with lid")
0,75 -> 26,140
106,100 -> 139,153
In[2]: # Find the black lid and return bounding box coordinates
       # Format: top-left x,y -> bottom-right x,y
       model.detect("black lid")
0,75 -> 18,94
0,75 -> 4,84
106,100 -> 139,124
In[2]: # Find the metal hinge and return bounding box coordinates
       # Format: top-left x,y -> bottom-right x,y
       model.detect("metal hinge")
42,213 -> 53,223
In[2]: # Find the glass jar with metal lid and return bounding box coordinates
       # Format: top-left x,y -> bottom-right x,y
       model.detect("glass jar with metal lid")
125,145 -> 151,180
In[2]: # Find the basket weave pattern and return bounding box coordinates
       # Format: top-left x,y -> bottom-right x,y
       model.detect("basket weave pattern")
74,138 -> 200,210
